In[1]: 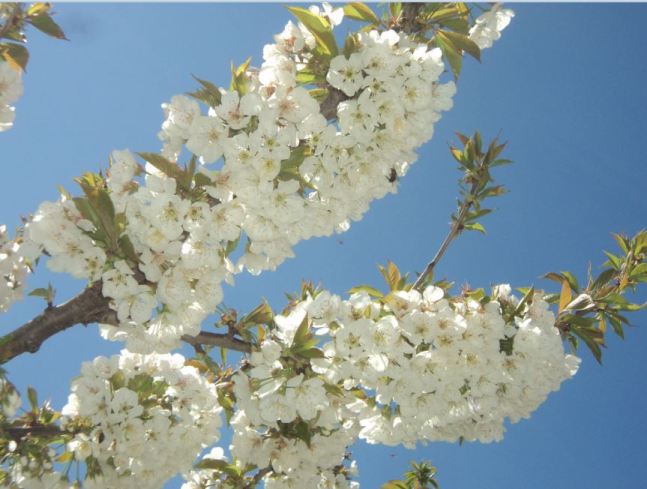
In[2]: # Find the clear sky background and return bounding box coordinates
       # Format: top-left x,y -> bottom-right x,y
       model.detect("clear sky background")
2,2 -> 647,488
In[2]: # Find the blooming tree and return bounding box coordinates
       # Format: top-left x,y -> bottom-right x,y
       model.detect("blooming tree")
1,3 -> 646,489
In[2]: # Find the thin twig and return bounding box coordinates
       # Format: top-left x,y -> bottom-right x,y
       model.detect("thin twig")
412,180 -> 480,291
244,466 -> 273,489
182,331 -> 252,354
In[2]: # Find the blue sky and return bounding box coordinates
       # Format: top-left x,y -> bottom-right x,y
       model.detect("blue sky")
2,2 -> 647,488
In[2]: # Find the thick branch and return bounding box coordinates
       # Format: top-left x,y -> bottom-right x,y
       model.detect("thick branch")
0,281 -> 116,364
2,424 -> 65,441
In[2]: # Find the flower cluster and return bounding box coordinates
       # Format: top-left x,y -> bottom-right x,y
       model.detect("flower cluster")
230,343 -> 359,488
0,61 -> 22,132
0,225 -> 31,313
60,351 -> 222,489
4,452 -> 70,489
235,284 -> 579,456
469,4 -> 515,49
24,199 -> 107,282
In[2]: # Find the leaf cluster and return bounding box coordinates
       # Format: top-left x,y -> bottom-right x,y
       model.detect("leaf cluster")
71,172 -> 139,265
450,131 -> 509,236
0,3 -> 66,72
382,460 -> 440,489
544,230 -> 647,363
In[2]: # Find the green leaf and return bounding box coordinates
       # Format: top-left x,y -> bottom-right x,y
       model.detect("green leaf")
294,419 -> 313,447
27,386 -> 38,411
343,33 -> 361,59
561,271 -> 580,292
478,185 -> 507,199
571,321 -> 605,364
308,87 -> 328,103
287,6 -> 338,57
612,233 -> 630,255
137,152 -> 189,190
195,458 -> 230,471
118,235 -> 140,263
241,301 -> 274,326
57,451 -> 74,463
223,233 -> 241,258
194,172 -> 212,188
343,3 -> 380,24
442,17 -> 470,35
381,481 -> 408,489
558,280 -> 572,314
438,30 -> 480,61
323,383 -> 344,397
389,3 -> 402,19
27,3 -> 52,17
296,67 -> 323,85
603,250 -> 623,270
189,75 -> 222,107
435,31 -> 462,79
348,285 -> 384,298
292,314 -> 311,348
378,261 -> 402,291
463,222 -> 486,234
277,145 -> 311,189
591,267 -> 616,291
28,13 -> 68,40
28,283 -> 55,304
296,347 -> 324,359
230,57 -> 251,95
1,43 -> 29,72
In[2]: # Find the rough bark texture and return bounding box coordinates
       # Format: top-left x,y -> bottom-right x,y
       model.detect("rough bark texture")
0,281 -> 116,364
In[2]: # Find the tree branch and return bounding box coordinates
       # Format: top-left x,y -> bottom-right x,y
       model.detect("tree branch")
182,331 -> 252,354
0,281 -> 116,364
244,466 -> 273,489
412,180 -> 479,291
2,423 -> 65,441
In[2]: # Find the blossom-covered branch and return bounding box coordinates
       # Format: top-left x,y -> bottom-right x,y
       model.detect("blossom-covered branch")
0,2 -> 487,361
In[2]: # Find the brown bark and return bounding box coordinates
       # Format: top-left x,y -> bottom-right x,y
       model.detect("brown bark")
0,281 -> 116,364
